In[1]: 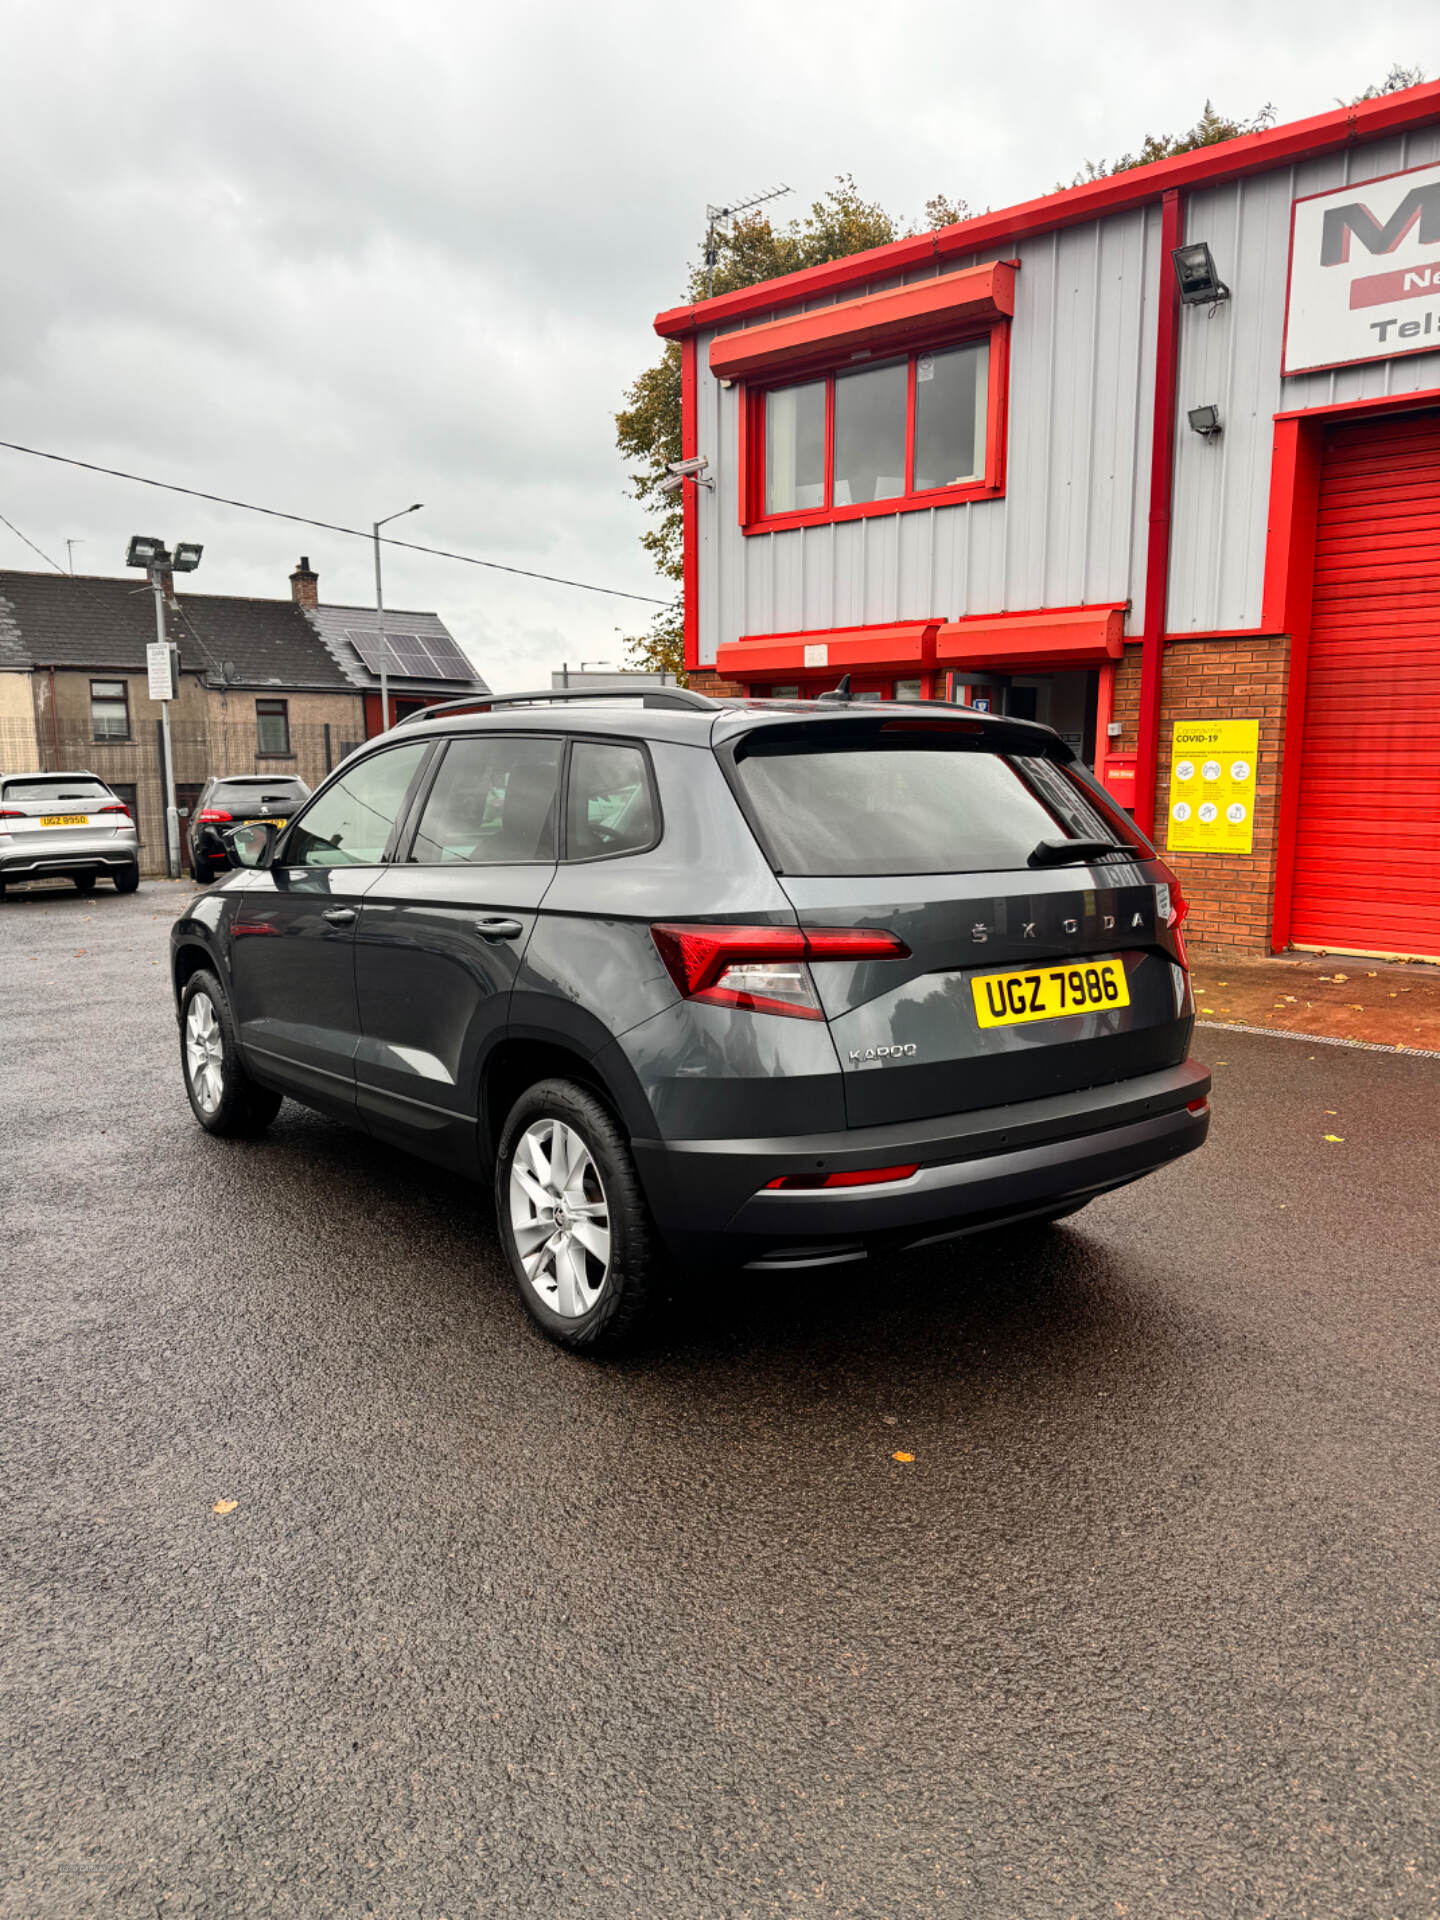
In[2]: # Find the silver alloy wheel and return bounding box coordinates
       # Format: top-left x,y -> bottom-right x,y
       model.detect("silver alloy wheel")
508,1117 -> 612,1319
185,991 -> 225,1115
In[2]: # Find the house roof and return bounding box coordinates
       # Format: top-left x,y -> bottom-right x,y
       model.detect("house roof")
307,603 -> 489,697
0,569 -> 351,688
654,79 -> 1440,339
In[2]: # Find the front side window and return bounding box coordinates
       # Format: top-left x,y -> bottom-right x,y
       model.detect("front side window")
565,741 -> 658,859
284,741 -> 429,867
409,736 -> 561,864
757,334 -> 994,524
90,679 -> 130,740
256,699 -> 290,755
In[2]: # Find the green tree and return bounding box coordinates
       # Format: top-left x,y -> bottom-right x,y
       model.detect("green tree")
1346,62 -> 1425,103
615,177 -> 929,677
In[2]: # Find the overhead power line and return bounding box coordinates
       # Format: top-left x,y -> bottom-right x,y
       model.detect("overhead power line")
0,439 -> 671,606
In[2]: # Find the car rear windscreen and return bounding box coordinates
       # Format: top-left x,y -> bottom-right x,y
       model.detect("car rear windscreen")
3,777 -> 111,802
734,740 -> 1131,876
211,779 -> 307,805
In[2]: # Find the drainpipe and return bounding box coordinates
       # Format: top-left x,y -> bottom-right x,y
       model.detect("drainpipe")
1134,187 -> 1184,838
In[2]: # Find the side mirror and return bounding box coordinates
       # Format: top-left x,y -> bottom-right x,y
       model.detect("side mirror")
223,821 -> 278,869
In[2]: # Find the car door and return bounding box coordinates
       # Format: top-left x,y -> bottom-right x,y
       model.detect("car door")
352,732 -> 562,1166
226,739 -> 433,1119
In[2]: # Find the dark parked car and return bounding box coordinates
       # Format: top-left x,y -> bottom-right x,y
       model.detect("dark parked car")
169,689 -> 1209,1351
0,770 -> 140,893
188,774 -> 310,884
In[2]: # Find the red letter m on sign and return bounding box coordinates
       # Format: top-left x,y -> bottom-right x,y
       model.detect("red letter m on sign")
1321,184 -> 1440,265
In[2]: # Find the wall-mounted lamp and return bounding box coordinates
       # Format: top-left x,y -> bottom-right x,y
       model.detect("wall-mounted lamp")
1171,241 -> 1230,306
1188,404 -> 1223,438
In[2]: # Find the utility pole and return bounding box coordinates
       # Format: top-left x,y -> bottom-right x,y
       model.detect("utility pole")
127,536 -> 203,880
65,539 -> 83,574
373,503 -> 424,733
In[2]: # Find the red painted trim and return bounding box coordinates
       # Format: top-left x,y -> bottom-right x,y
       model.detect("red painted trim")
1281,156 -> 1440,379
1267,414 -> 1323,952
1135,188 -> 1184,837
708,262 -> 1015,378
741,322 -> 1007,534
655,83 -> 1440,340
1093,661 -> 1115,787
680,335 -> 699,673
936,603 -> 1127,669
717,619 -> 942,680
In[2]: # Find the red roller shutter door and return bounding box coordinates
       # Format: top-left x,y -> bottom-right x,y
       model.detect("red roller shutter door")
1289,409 -> 1440,959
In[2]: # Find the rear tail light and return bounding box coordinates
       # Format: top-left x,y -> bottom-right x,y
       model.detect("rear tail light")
651,923 -> 909,1022
1155,862 -> 1190,965
0,808 -> 22,819
197,808 -> 232,823
765,1163 -> 919,1190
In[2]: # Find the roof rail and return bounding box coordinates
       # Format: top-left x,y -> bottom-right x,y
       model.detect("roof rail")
393,686 -> 718,725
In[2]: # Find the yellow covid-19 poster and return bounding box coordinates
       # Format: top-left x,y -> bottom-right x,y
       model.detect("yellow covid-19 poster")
1165,720 -> 1259,855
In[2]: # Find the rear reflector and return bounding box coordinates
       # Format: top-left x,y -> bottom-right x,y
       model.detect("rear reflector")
1186,1096 -> 1210,1114
651,923 -> 909,1022
766,1163 -> 920,1191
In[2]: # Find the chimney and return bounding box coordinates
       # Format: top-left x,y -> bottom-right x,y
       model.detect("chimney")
290,555 -> 319,609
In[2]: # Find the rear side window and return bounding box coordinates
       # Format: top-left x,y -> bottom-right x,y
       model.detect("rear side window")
409,736 -> 562,864
734,741 -> 1118,876
565,741 -> 657,860
3,777 -> 111,803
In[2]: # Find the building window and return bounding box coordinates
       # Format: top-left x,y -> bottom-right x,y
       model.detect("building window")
90,680 -> 130,741
256,699 -> 291,756
747,331 -> 1001,531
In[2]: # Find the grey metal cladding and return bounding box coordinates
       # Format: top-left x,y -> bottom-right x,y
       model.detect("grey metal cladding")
694,207 -> 1162,660
1169,126 -> 1440,635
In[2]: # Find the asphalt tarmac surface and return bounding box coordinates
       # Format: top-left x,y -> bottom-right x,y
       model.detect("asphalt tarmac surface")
4,880 -> 1440,1920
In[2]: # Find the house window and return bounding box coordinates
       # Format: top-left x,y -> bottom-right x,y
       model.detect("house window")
256,699 -> 291,755
749,332 -> 1000,530
90,680 -> 130,741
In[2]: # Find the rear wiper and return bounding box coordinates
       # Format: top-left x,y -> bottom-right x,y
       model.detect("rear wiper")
1028,837 -> 1131,867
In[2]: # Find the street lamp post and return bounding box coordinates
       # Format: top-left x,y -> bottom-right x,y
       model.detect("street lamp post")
126,535 -> 202,879
372,503 -> 423,732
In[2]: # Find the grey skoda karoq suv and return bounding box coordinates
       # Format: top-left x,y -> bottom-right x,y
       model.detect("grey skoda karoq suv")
169,688 -> 1210,1350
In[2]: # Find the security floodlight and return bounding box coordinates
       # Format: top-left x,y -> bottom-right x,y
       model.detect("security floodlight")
172,541 -> 204,572
1171,241 -> 1230,306
1188,404 -> 1222,438
125,535 -> 166,568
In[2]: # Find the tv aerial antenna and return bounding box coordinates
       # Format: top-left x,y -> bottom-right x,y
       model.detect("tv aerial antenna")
705,185 -> 791,295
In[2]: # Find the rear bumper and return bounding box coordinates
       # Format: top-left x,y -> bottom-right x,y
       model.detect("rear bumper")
1,841 -> 139,881
634,1059 -> 1211,1265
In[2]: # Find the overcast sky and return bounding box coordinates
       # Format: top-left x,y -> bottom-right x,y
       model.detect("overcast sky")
0,0 -> 1432,689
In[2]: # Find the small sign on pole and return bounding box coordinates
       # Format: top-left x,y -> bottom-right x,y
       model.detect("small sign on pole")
146,640 -> 176,703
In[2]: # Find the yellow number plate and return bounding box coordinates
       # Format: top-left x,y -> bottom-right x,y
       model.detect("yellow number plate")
40,814 -> 88,826
972,956 -> 1130,1028
268,818 -> 288,831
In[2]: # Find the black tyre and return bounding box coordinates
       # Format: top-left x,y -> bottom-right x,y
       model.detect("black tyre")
495,1077 -> 659,1353
179,968 -> 283,1136
113,865 -> 140,894
73,873 -> 96,894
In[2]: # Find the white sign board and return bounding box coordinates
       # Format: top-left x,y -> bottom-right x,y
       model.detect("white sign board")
802,642 -> 828,667
146,641 -> 176,702
1284,158 -> 1440,376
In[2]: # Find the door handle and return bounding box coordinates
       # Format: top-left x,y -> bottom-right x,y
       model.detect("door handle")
323,906 -> 358,926
474,916 -> 524,940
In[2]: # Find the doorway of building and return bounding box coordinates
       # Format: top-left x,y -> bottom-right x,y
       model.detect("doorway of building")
946,670 -> 1100,768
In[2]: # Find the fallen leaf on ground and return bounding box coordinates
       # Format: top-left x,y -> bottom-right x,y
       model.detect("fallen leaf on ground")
1323,1135 -> 1344,1144
211,1499 -> 238,1514
1331,973 -> 1348,982
891,1451 -> 915,1464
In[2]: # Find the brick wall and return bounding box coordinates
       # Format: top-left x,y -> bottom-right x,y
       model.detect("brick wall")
1110,636 -> 1289,952
687,668 -> 747,697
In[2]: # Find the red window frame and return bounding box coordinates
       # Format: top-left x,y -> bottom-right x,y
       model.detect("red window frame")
739,318 -> 1009,534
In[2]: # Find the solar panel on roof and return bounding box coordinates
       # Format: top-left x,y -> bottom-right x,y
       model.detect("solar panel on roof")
344,624 -> 475,681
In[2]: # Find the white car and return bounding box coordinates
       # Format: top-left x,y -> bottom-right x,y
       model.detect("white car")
0,770 -> 141,894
